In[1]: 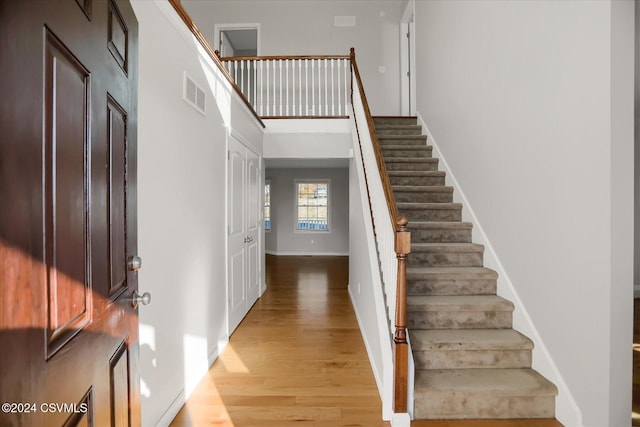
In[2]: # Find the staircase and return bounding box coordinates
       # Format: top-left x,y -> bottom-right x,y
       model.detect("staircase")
373,116 -> 558,420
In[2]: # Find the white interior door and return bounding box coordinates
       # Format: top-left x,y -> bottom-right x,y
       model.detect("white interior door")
227,135 -> 261,334
228,136 -> 247,334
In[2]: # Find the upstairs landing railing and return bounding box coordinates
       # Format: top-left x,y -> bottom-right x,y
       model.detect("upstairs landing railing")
218,53 -> 350,118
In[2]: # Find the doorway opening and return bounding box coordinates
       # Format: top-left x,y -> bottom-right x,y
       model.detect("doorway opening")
214,24 -> 260,57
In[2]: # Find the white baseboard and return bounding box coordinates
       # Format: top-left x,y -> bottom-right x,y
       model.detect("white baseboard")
154,338 -> 228,427
391,412 -> 411,427
416,113 -> 582,427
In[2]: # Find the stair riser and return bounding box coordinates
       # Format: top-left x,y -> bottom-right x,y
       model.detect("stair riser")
408,277 -> 496,295
408,311 -> 512,329
386,161 -> 439,171
411,228 -> 472,243
390,176 -> 445,186
395,191 -> 452,203
413,350 -> 531,370
400,207 -> 461,222
414,395 -> 555,420
373,118 -> 417,126
376,127 -> 422,136
408,250 -> 483,267
379,138 -> 427,146
382,148 -> 432,158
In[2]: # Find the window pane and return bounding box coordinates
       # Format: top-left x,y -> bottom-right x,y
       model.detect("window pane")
264,183 -> 271,230
296,181 -> 329,231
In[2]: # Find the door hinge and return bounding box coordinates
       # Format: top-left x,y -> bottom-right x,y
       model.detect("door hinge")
406,32 -> 410,39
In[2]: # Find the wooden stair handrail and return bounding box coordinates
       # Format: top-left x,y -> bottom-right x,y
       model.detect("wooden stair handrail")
349,47 -> 410,415
168,0 -> 265,128
349,48 -> 399,228
218,54 -> 351,62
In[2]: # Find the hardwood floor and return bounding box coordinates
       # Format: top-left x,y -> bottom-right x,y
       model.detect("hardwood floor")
170,255 -> 563,427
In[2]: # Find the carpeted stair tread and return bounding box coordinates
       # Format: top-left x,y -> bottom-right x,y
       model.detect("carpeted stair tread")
385,158 -> 439,164
382,146 -> 433,158
407,266 -> 496,280
414,368 -> 558,397
407,294 -> 514,312
409,221 -> 472,231
407,266 -> 497,296
410,329 -> 533,351
386,158 -> 439,171
375,124 -> 422,135
398,202 -> 462,210
388,170 -> 445,177
393,185 -> 453,193
372,116 -> 417,125
408,243 -> 484,267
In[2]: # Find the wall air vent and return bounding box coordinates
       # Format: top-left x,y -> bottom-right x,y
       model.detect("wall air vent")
334,16 -> 356,27
183,72 -> 206,115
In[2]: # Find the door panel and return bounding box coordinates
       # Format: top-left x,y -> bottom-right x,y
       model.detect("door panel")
0,1 -> 139,426
246,150 -> 261,306
107,96 -> 128,299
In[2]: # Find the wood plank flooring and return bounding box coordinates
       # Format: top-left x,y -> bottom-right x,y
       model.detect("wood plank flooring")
170,255 -> 563,427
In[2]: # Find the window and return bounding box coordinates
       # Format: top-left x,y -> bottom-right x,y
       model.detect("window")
295,181 -> 329,231
264,181 -> 271,230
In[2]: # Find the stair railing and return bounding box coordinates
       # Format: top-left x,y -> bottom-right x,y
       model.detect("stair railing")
349,48 -> 411,415
217,54 -> 350,118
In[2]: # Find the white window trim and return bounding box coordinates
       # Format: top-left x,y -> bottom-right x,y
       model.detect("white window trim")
293,179 -> 331,234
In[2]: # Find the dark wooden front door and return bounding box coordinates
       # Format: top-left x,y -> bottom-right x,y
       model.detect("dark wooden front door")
0,1 -> 140,425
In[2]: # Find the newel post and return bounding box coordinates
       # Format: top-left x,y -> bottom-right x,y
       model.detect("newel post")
393,215 -> 410,414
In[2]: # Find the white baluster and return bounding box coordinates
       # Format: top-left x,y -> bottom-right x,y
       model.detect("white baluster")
273,59 -> 277,116
337,59 -> 341,116
285,59 -> 289,116
331,59 -> 335,116
324,59 -> 328,116
259,60 -> 263,115
262,61 -> 270,116
305,59 -> 309,116
344,59 -> 349,114
298,59 -> 302,116
279,59 -> 283,116
311,59 -> 315,115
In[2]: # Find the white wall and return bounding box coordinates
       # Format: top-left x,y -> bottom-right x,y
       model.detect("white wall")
182,0 -> 404,115
414,1 -> 634,426
132,1 -> 263,425
265,167 -> 349,255
347,158 -> 393,421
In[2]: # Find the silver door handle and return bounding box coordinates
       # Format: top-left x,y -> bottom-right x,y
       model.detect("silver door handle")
128,255 -> 142,271
130,291 -> 151,309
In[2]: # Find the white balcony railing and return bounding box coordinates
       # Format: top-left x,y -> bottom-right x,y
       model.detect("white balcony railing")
218,55 -> 351,118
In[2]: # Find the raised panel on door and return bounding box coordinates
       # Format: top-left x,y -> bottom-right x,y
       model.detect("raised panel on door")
227,136 -> 247,334
246,149 -> 261,306
0,1 -> 140,425
43,28 -> 92,358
